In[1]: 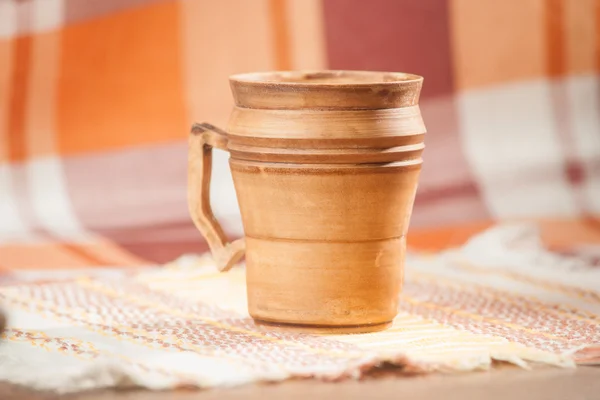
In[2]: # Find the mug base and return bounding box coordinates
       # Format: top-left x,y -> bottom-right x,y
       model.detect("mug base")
252,318 -> 392,334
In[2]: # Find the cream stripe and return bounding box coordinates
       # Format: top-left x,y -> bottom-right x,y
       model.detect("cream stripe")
286,0 -> 327,70
0,1 -> 17,38
405,346 -> 504,356
357,328 -> 452,337
0,32 -> 32,240
565,76 -> 600,214
349,335 -> 470,348
1,0 -> 65,38
3,330 -> 196,380
458,81 -> 579,218
344,328 -> 460,340
24,1 -> 89,240
0,166 -> 30,240
402,342 -> 496,352
31,0 -> 63,33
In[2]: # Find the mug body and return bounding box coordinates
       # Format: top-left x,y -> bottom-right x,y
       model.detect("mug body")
227,71 -> 425,332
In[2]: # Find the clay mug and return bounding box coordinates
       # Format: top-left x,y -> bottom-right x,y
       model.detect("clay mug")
189,70 -> 425,333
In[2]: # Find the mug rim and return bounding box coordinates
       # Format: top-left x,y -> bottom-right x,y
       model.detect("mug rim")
229,70 -> 423,87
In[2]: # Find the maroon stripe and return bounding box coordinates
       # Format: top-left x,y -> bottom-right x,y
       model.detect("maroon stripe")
96,221 -> 213,264
55,243 -> 112,267
544,0 -> 587,214
64,0 -> 170,24
546,0 -> 565,78
7,35 -> 31,162
415,180 -> 480,204
597,0 -> 600,72
322,0 -> 455,99
268,0 -> 292,70
62,141 -> 189,232
109,236 -> 209,264
321,0 -> 490,224
410,96 -> 490,227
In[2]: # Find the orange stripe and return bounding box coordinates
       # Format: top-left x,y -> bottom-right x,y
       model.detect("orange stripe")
0,39 -> 13,164
25,31 -> 63,158
450,0 -> 547,90
408,219 -> 600,252
563,0 -> 597,74
62,240 -> 148,267
0,243 -> 98,270
56,243 -> 115,267
286,0 -> 326,70
7,36 -> 31,162
0,240 -> 146,270
597,0 -> 600,71
269,0 -> 292,70
57,1 -> 188,156
546,0 -> 565,77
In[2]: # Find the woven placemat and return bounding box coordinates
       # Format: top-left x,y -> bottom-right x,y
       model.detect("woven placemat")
0,224 -> 598,393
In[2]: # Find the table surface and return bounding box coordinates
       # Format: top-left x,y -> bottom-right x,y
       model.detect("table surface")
2,219 -> 599,400
1,366 -> 598,400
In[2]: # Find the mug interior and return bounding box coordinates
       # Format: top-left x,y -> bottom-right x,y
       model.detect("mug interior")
229,70 -> 422,86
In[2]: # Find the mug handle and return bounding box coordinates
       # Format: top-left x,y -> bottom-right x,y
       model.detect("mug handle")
188,123 -> 245,272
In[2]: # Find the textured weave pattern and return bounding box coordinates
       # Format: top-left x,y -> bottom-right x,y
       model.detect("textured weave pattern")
0,225 -> 598,393
1,0 -> 600,269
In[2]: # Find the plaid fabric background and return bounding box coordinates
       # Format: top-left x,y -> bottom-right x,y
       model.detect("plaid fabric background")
1,0 -> 599,269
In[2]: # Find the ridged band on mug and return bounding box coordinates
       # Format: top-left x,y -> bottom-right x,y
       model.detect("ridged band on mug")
227,106 -> 425,139
227,142 -> 424,164
229,158 -> 423,172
